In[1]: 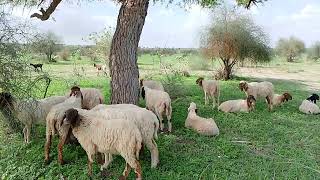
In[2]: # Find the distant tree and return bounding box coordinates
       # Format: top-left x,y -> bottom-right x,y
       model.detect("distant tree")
201,6 -> 271,80
308,41 -> 320,61
275,36 -> 305,62
87,27 -> 113,63
32,31 -> 62,62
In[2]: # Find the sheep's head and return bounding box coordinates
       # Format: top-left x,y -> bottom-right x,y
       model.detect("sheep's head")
247,95 -> 256,110
282,92 -> 293,102
196,77 -> 204,87
0,92 -> 14,110
63,108 -> 80,127
141,86 -> 146,99
188,102 -> 198,113
139,79 -> 144,87
239,81 -> 248,91
307,93 -> 319,104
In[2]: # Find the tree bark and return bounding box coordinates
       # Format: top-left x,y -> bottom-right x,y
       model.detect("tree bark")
109,0 -> 149,104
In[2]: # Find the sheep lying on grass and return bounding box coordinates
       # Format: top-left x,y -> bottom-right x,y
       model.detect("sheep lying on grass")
45,88 -> 83,164
140,79 -> 164,91
92,104 -> 159,168
271,92 -> 293,106
196,77 -> 220,108
299,94 -> 320,114
185,102 -> 219,136
218,95 -> 256,113
0,92 -> 67,143
239,81 -> 274,111
63,108 -> 143,179
141,86 -> 172,132
69,86 -> 103,110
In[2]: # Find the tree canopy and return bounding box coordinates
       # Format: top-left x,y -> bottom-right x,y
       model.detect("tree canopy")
275,36 -> 305,62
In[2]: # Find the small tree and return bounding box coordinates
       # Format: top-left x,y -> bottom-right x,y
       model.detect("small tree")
87,27 -> 113,63
32,31 -> 62,62
201,7 -> 271,80
308,41 -> 320,61
275,36 -> 305,62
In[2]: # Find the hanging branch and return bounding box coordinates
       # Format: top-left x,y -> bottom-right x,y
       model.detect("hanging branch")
30,0 -> 62,21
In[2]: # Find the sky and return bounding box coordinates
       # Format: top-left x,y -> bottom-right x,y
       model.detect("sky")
7,0 -> 320,48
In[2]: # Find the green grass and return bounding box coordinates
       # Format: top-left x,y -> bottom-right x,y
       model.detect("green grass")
1,73 -> 320,179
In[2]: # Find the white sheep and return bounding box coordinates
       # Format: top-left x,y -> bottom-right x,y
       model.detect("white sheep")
63,108 -> 143,179
218,95 -> 256,113
140,79 -> 164,91
44,90 -> 83,164
239,81 -> 274,111
91,104 -> 159,168
271,92 -> 292,106
299,99 -> 320,114
141,86 -> 172,132
196,77 -> 220,108
0,92 -> 67,143
69,86 -> 103,110
185,102 -> 219,136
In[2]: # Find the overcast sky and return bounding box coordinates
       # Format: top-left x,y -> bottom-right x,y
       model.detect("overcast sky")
8,0 -> 320,48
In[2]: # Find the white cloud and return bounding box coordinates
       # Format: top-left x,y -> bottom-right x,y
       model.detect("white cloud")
292,4 -> 320,20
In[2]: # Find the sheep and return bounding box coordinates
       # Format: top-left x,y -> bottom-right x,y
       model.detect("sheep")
63,108 -> 143,178
69,86 -> 103,110
91,104 -> 159,168
140,79 -> 164,91
239,81 -> 274,111
141,86 -> 172,132
30,63 -> 43,72
93,63 -> 107,76
0,92 -> 67,143
299,94 -> 320,114
44,89 -> 83,164
218,95 -> 256,113
306,93 -> 319,104
271,92 -> 293,106
196,77 -> 220,108
185,102 -> 219,136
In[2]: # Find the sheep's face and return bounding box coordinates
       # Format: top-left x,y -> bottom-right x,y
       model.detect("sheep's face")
239,81 -> 248,91
188,102 -> 197,113
141,87 -> 146,99
63,108 -> 80,126
196,77 -> 204,87
307,94 -> 319,104
283,93 -> 292,102
247,95 -> 256,110
0,92 -> 14,110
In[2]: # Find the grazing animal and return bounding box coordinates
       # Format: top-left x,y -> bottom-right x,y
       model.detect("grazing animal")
271,92 -> 293,106
140,79 -> 164,91
196,77 -> 220,108
306,93 -> 319,104
141,86 -> 172,132
63,108 -> 143,178
218,95 -> 256,113
0,92 -> 67,143
93,63 -> 107,76
30,63 -> 43,72
69,86 -> 104,110
185,102 -> 219,136
239,81 -> 274,111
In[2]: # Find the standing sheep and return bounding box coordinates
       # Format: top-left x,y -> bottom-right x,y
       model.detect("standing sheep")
196,77 -> 220,108
63,108 -> 143,179
69,86 -> 103,110
0,92 -> 67,143
141,86 -> 172,132
91,104 -> 159,168
218,95 -> 256,113
239,81 -> 274,111
271,92 -> 293,106
299,94 -> 320,114
185,102 -> 219,136
44,89 -> 83,164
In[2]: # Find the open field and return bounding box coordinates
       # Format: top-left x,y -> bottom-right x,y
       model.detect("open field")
1,54 -> 320,179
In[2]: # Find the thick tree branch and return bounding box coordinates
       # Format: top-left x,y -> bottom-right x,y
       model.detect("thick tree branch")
30,0 -> 62,21
246,0 -> 262,9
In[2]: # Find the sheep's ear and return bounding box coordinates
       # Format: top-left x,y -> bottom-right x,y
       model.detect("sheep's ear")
141,87 -> 145,99
195,109 -> 198,113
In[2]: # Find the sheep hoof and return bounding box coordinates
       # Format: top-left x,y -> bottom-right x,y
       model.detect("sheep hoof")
100,169 -> 111,178
119,175 -> 126,180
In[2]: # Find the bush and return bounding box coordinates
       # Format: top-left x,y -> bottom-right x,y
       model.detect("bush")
59,49 -> 70,61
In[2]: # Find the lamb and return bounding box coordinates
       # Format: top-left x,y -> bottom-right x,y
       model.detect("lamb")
239,81 -> 274,111
299,94 -> 320,114
271,92 -> 292,106
63,108 -> 143,178
93,63 -> 108,76
140,79 -> 164,91
44,89 -> 83,164
91,104 -> 159,168
141,86 -> 172,132
0,92 -> 67,143
30,63 -> 43,72
196,77 -> 220,108
69,86 -> 103,110
185,102 -> 219,136
218,95 -> 256,113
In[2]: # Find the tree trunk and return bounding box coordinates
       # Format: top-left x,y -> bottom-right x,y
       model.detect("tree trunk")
223,65 -> 232,80
109,0 -> 149,104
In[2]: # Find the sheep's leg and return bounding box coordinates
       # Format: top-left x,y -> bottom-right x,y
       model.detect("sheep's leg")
23,126 -> 27,143
87,153 -> 94,177
155,110 -> 164,131
146,139 -> 159,168
133,160 -> 142,180
58,133 -> 68,165
167,114 -> 172,133
204,91 -> 207,105
44,134 -> 52,163
26,125 -> 31,144
119,163 -> 132,180
266,96 -> 273,111
101,153 -> 113,171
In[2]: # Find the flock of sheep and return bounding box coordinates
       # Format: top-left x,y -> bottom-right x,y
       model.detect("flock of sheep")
0,77 -> 319,179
